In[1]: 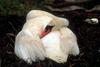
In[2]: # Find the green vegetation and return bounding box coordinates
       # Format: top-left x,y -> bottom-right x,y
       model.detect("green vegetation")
0,0 -> 45,15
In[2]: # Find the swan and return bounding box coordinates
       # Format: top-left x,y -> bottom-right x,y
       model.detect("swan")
14,10 -> 79,64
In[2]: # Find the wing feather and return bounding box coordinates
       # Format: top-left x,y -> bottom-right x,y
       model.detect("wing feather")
60,27 -> 80,55
15,16 -> 53,63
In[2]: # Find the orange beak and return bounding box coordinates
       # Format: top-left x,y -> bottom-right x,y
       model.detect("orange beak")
40,31 -> 49,38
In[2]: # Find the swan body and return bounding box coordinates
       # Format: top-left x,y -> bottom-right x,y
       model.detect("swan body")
14,10 -> 79,64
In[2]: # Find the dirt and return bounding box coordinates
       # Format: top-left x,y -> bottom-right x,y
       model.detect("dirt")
0,10 -> 100,67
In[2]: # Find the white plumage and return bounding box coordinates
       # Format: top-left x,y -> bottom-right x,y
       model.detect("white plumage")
14,10 -> 79,64
15,16 -> 52,63
42,27 -> 79,63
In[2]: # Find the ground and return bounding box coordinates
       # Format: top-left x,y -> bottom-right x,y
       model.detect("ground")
0,10 -> 100,67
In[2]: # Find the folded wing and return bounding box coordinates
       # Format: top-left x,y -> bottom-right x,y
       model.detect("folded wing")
14,16 -> 52,64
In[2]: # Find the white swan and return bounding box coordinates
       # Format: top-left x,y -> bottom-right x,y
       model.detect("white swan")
14,10 -> 79,64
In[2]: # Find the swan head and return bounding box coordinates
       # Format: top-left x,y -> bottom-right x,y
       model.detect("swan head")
26,10 -> 69,37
